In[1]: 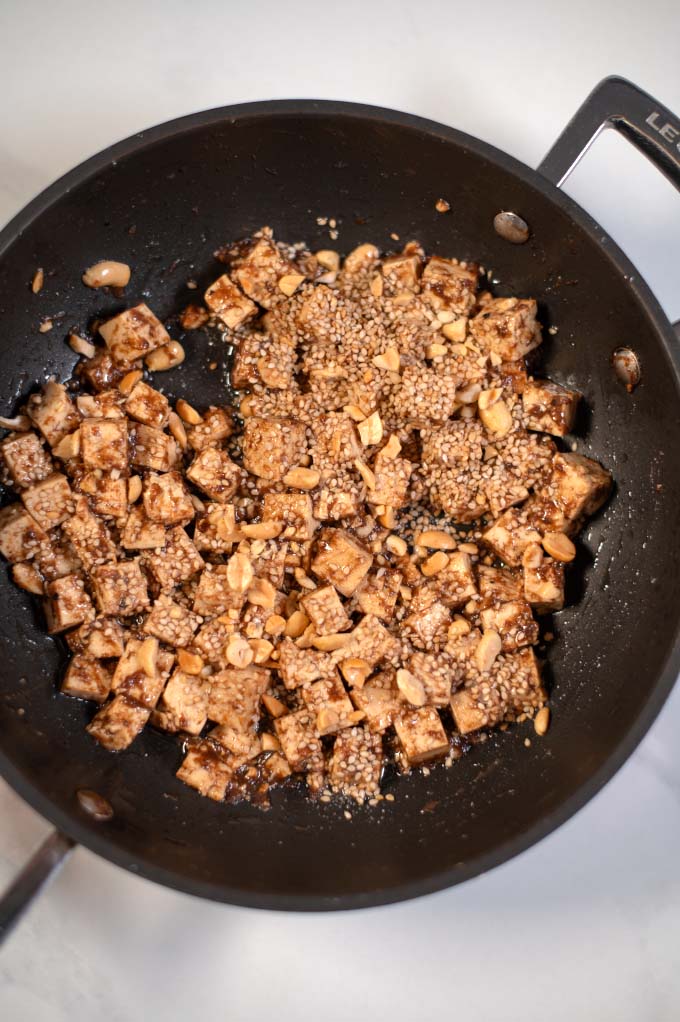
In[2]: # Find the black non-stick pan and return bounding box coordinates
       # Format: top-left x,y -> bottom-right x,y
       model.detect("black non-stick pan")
1,77 -> 680,931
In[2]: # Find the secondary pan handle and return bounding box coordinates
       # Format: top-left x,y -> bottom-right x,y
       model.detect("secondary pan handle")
0,829 -> 75,944
538,75 -> 680,192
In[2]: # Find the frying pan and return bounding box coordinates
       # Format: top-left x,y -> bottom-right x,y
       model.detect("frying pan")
1,76 -> 680,932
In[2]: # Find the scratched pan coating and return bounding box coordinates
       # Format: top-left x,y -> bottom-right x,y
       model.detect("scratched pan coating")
0,101 -> 679,910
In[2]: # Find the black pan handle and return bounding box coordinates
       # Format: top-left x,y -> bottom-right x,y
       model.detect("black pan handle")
538,75 -> 680,191
0,829 -> 74,944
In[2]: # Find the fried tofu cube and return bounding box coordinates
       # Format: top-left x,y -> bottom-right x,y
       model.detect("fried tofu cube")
231,334 -> 269,389
262,492 -> 316,541
278,637 -> 336,689
469,297 -> 541,361
34,531 -> 81,580
477,565 -> 523,603
120,506 -> 166,550
21,473 -> 74,530
83,471 -> 128,519
176,740 -> 237,800
403,600 -> 450,649
65,616 -> 125,658
451,647 -> 546,733
483,508 -> 542,567
382,252 -> 422,292
350,670 -> 405,732
335,614 -> 398,668
143,471 -> 195,525
44,574 -> 93,633
187,406 -> 234,451
152,669 -> 210,735
193,502 -> 240,554
26,381 -> 80,447
77,390 -> 126,419
130,423 -> 177,473
479,600 -> 539,650
0,504 -> 47,562
61,654 -> 113,703
81,418 -> 128,472
208,666 -> 270,729
99,302 -> 170,363
77,350 -> 127,393
548,452 -> 612,523
124,381 -> 170,428
522,380 -> 579,436
355,568 -> 402,621
394,706 -> 449,766
301,585 -> 351,635
144,592 -> 202,647
186,447 -> 241,501
426,551 -> 478,610
421,256 -> 478,315
523,558 -> 565,614
297,284 -> 341,342
408,652 -> 455,706
62,496 -> 117,569
392,364 -> 458,425
274,709 -> 324,772
204,273 -> 258,328
243,417 -> 307,481
192,564 -> 244,617
449,688 -> 487,735
251,538 -> 288,589
311,528 -> 372,597
1,432 -> 52,489
194,617 -> 236,668
91,559 -> 149,616
311,414 -> 362,467
145,526 -> 203,589
233,237 -> 296,309
110,638 -> 172,705
329,727 -> 383,801
301,674 -> 355,734
368,451 -> 412,508
209,723 -> 261,761
87,698 -> 152,752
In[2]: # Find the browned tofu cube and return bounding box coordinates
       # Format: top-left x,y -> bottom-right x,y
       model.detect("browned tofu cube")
34,531 -> 81,580
176,740 -> 238,800
313,473 -> 362,522
449,689 -> 487,735
120,506 -> 166,550
193,502 -> 240,554
301,585 -> 351,635
208,723 -> 261,761
274,709 -> 324,772
408,652 -> 456,706
231,334 -> 269,389
26,381 -> 80,447
77,390 -> 126,419
233,237 -> 296,309
328,727 -> 383,801
278,637 -> 336,689
91,559 -> 149,616
110,638 -> 172,706
336,614 -> 398,668
548,452 -> 612,523
421,256 -> 478,315
81,418 -> 128,472
204,273 -> 258,328
151,669 -> 210,735
423,551 -> 478,610
143,592 -> 202,647
350,670 -> 405,732
208,665 -> 270,729
477,565 -> 523,604
143,471 -> 194,525
45,574 -> 93,633
483,508 -> 543,567
394,707 -> 449,766
77,350 -> 128,393
61,655 -> 113,703
65,616 -> 125,658
392,364 -> 458,425
403,600 -> 450,649
87,698 -> 151,751
355,568 -> 402,621
301,674 -> 355,734
99,302 -> 170,363
469,297 -> 541,361
0,504 -> 47,563
382,252 -> 422,292
186,447 -> 241,501
82,471 -> 128,519
522,380 -> 579,436
311,414 -> 362,467
262,492 -> 316,541
251,538 -> 288,589
297,284 -> 342,342
311,528 -> 372,597
479,600 -> 539,650
124,381 -> 170,428
523,557 -> 565,614
451,647 -> 546,732
243,417 -> 307,481
145,526 -> 203,589
187,406 -> 234,451
368,451 -> 413,509
193,617 -> 236,668
192,564 -> 244,617
62,496 -> 117,570
130,423 -> 177,473
21,473 -> 74,530
1,432 -> 52,489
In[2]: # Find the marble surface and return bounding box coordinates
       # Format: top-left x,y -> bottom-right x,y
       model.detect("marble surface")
1,2 -> 679,1019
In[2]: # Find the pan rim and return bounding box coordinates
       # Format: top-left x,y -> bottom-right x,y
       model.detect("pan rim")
1,98 -> 679,911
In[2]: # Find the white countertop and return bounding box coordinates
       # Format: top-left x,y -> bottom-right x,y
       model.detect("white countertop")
1,2 -> 679,1019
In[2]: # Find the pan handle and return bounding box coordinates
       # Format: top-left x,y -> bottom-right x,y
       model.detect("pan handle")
0,829 -> 75,944
538,76 -> 680,191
